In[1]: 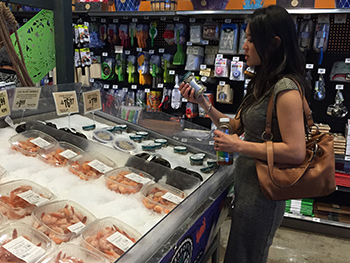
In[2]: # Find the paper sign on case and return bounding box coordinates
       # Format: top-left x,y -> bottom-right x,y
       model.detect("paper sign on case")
13,87 -> 41,111
83,89 -> 102,114
0,90 -> 11,118
52,91 -> 79,116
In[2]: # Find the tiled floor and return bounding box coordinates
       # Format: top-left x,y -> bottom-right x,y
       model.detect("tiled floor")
211,217 -> 350,263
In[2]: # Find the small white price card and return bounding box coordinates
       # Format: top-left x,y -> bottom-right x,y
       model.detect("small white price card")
68,221 -> 85,234
107,231 -> 134,252
174,17 -> 179,21
225,19 -> 232,23
181,138 -> 188,143
125,172 -> 152,185
144,16 -> 149,20
202,40 -> 209,45
160,17 -> 166,21
318,68 -> 326,74
306,64 -> 314,69
159,48 -> 165,53
113,85 -> 118,89
158,83 -> 164,88
232,56 -> 239,62
90,78 -> 95,83
115,46 -> 123,54
169,70 -> 175,75
123,16 -> 128,20
131,85 -> 137,89
123,88 -> 128,92
104,84 -> 110,89
145,88 -> 150,93
30,137 -> 52,148
345,156 -> 350,161
200,64 -> 207,70
336,84 -> 344,90
13,87 -> 41,111
3,236 -> 45,263
162,192 -> 183,205
189,18 -> 196,23
149,50 -> 155,54
53,91 -> 79,116
345,58 -> 350,63
88,159 -> 113,174
101,18 -> 106,23
17,190 -> 49,206
132,18 -> 138,22
0,90 -> 10,118
186,41 -> 193,46
312,217 -> 321,222
219,81 -> 226,86
59,149 -> 78,160
83,89 -> 102,114
125,50 -> 131,55
137,47 -> 142,52
217,54 -> 223,59
113,19 -> 119,23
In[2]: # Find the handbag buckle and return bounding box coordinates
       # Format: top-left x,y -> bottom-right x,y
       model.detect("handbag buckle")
261,131 -> 273,141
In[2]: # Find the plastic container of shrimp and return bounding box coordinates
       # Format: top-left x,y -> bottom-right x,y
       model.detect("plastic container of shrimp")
36,243 -> 109,263
80,217 -> 142,262
104,167 -> 155,195
0,165 -> 7,180
141,183 -> 186,214
37,141 -> 84,167
31,200 -> 97,244
0,222 -> 53,263
8,130 -> 58,157
0,212 -> 8,227
68,151 -> 117,180
0,179 -> 55,220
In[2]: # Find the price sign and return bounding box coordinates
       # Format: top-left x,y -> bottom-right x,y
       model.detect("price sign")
132,18 -> 138,22
101,19 -> 106,23
107,231 -> 134,253
160,17 -> 166,21
336,84 -> 344,90
131,85 -> 137,89
52,91 -> 79,116
123,16 -> 128,20
189,18 -> 196,23
202,40 -> 209,45
149,50 -> 155,54
318,68 -> 326,74
345,58 -> 350,63
137,47 -> 142,52
145,88 -> 150,93
219,81 -> 226,86
90,78 -> 95,83
169,70 -> 175,75
113,85 -> 118,89
158,83 -> 164,88
232,56 -> 240,62
88,159 -> 113,173
306,64 -> 314,69
159,48 -> 165,53
217,54 -> 223,59
187,41 -> 193,46
123,88 -> 128,92
113,19 -> 119,23
125,50 -> 131,55
104,84 -> 109,89
13,87 -> 41,111
312,217 -> 321,222
225,19 -> 232,23
200,64 -> 207,70
83,89 -> 102,114
102,52 -> 108,57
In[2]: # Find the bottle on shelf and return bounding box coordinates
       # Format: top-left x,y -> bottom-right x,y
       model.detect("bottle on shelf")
217,118 -> 234,165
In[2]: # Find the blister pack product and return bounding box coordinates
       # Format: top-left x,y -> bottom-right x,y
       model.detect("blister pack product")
185,46 -> 204,71
190,24 -> 203,44
313,15 -> 330,64
80,48 -> 91,67
238,23 -> 247,54
203,22 -> 220,40
327,90 -> 348,118
298,19 -> 314,52
204,46 -> 219,65
230,61 -> 246,81
216,84 -> 233,104
330,61 -> 350,83
314,73 -> 326,101
219,24 -> 239,55
215,58 -> 231,78
174,23 -> 186,45
102,57 -> 115,80
163,24 -> 175,45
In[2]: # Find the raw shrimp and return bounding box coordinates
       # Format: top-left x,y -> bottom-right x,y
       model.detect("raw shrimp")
84,225 -> 135,261
11,137 -> 40,156
142,187 -> 183,214
106,170 -> 146,195
69,161 -> 102,181
55,251 -> 84,263
34,205 -> 88,244
41,148 -> 71,166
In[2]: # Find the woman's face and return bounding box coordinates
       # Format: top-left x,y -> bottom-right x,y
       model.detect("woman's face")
243,25 -> 261,67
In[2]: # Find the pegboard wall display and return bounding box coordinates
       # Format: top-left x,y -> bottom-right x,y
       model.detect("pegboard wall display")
70,12 -> 350,136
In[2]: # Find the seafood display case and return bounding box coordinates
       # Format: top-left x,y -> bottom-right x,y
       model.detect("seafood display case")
0,83 -> 233,263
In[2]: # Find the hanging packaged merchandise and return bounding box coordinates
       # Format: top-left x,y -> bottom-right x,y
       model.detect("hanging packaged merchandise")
90,55 -> 102,79
129,22 -> 136,47
306,69 -> 313,86
101,57 -> 116,80
173,26 -> 186,66
191,0 -> 228,10
219,24 -> 239,55
238,23 -> 247,55
215,58 -> 231,78
89,23 -> 105,49
203,21 -> 220,41
100,24 -> 107,41
163,24 -> 175,45
75,49 -> 82,68
126,90 -> 135,106
230,61 -> 246,81
138,52 -> 152,85
313,15 -> 330,65
314,73 -> 326,101
150,55 -> 162,88
115,0 -> 141,11
147,91 -> 162,112
217,84 -> 233,104
330,61 -> 350,83
136,89 -> 146,107
159,87 -> 171,110
127,55 -> 137,83
162,54 -> 175,83
149,21 -> 158,47
198,93 -> 214,118
174,23 -> 186,45
76,22 -> 90,44
298,19 -> 314,52
186,102 -> 198,118
136,24 -> 148,49
107,24 -> 118,47
115,53 -> 126,82
204,46 -> 219,65
200,67 -> 214,78
119,24 -> 130,47
190,24 -> 203,44
80,48 -> 92,67
171,74 -> 182,110
185,46 -> 204,71
327,90 -> 348,118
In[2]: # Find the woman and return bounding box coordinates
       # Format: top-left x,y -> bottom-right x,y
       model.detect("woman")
179,5 -> 310,263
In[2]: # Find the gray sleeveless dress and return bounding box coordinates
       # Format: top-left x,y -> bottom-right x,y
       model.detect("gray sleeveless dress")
224,78 -> 299,263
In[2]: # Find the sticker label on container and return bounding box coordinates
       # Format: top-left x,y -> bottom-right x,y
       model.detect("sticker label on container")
88,159 -> 113,173
17,190 -> 49,207
3,236 -> 45,263
59,149 -> 78,159
125,172 -> 152,185
30,137 -> 52,148
107,231 -> 134,252
67,221 -> 85,234
162,192 -> 183,205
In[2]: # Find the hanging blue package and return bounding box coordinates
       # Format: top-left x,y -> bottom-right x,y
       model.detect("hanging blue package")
115,0 -> 141,11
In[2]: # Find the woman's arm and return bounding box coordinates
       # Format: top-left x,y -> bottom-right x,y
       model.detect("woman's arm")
213,89 -> 306,165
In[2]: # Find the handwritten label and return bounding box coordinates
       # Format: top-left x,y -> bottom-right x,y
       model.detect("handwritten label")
123,88 -> 128,92
13,88 -> 41,111
0,90 -> 10,118
88,159 -> 113,174
103,84 -> 109,89
201,76 -> 207,82
232,56 -> 240,62
173,17 -> 179,21
125,172 -> 152,185
312,217 -> 321,222
83,89 -> 102,114
162,192 -> 183,205
107,231 -> 134,252
216,54 -> 223,59
90,78 -> 95,83
115,46 -> 123,54
30,137 -> 52,148
209,141 -> 215,145
17,190 -> 49,206
67,221 -> 85,234
53,91 -> 79,115
102,52 -> 108,57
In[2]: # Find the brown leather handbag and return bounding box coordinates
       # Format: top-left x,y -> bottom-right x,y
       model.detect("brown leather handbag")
255,79 -> 336,201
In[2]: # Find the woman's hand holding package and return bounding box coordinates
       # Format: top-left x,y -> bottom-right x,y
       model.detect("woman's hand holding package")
213,130 -> 242,153
179,83 -> 205,104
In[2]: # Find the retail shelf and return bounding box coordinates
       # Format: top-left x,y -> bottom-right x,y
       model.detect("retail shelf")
284,212 -> 350,229
336,185 -> 350,193
6,0 -> 53,10
86,11 -> 176,17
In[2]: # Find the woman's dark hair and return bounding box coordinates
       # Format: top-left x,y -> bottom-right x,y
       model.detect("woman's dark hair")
0,47 -> 13,67
240,5 -> 311,117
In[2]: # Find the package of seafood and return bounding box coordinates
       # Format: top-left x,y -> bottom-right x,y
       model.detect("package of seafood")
141,183 -> 186,214
0,212 -> 8,226
0,165 -> 7,180
37,141 -> 83,167
31,200 -> 97,244
80,217 -> 142,262
0,222 -> 53,263
0,179 -> 55,220
36,243 -> 109,263
104,167 -> 155,195
8,130 -> 58,157
68,151 -> 117,180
